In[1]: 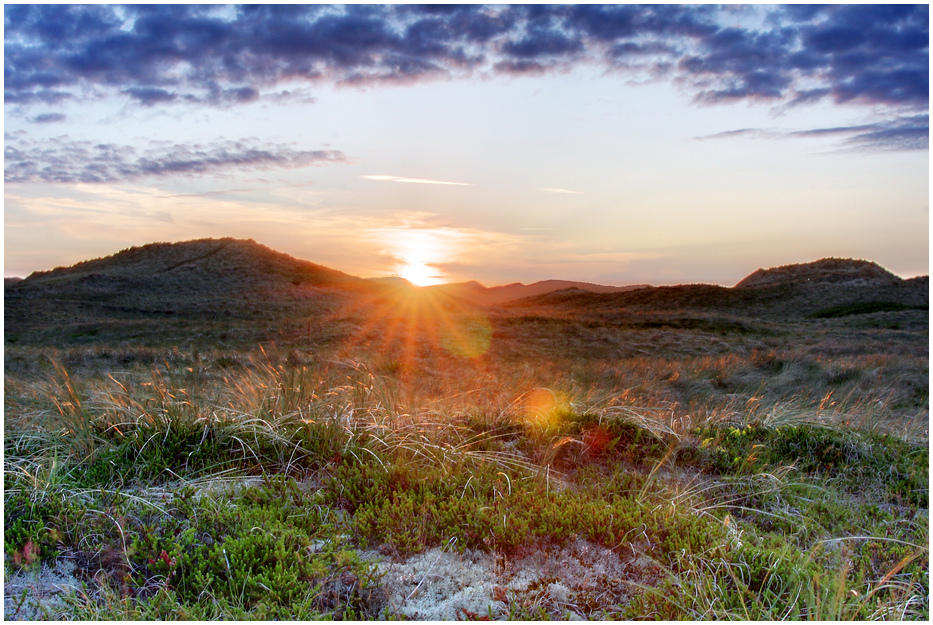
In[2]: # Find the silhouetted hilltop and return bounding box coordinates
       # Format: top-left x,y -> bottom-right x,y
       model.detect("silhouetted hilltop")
735,258 -> 900,289
509,259 -> 926,321
19,238 -> 363,292
4,238 -> 372,341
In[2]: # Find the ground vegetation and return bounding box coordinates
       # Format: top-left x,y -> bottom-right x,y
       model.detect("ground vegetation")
4,240 -> 928,619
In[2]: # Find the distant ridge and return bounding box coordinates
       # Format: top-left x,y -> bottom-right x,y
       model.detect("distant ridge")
9,243 -> 920,301
507,257 -> 925,320
5,240 -> 928,345
735,258 -> 901,289
428,279 -> 649,305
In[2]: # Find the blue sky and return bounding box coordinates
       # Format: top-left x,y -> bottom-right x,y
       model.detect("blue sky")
4,4 -> 929,286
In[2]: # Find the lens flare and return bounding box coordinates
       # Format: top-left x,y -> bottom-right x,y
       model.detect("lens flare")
440,311 -> 492,358
324,278 -> 493,392
522,388 -> 570,434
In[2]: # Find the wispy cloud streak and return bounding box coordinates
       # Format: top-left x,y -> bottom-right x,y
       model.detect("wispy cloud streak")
693,114 -> 929,151
4,136 -> 347,184
362,175 -> 472,186
541,188 -> 584,195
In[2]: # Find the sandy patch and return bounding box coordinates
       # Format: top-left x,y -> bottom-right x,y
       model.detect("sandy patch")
368,537 -> 659,620
4,558 -> 81,620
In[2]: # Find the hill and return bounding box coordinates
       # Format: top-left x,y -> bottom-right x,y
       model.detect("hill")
6,243 -> 928,348
17,237 -> 364,292
507,258 -> 926,323
735,258 -> 901,288
4,238 -> 373,344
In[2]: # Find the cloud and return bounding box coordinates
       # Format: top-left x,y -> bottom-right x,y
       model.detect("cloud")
30,113 -> 66,124
4,136 -> 348,184
694,114 -> 929,151
362,175 -> 472,186
793,115 -> 930,151
120,84 -> 261,107
541,188 -> 584,195
4,90 -> 73,106
3,4 -> 926,114
693,128 -> 781,141
122,87 -> 177,106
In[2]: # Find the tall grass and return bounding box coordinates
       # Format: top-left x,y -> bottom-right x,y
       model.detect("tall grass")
4,342 -> 927,620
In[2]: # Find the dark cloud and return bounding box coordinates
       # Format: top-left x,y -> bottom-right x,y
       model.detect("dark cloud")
799,5 -> 929,107
3,136 -> 347,184
682,26 -> 799,103
3,4 -> 927,113
4,90 -> 73,106
501,30 -> 583,59
784,88 -> 832,108
492,59 -> 554,76
123,87 -> 177,106
31,113 -> 66,124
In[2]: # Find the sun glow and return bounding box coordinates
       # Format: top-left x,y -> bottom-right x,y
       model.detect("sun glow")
374,226 -> 461,287
399,261 -> 443,287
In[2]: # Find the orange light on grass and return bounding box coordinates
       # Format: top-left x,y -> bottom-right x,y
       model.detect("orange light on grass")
324,275 -> 493,386
314,224 -> 496,396
439,309 -> 492,358
522,388 -> 570,435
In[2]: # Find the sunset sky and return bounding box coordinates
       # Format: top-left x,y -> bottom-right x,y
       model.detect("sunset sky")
4,4 -> 929,286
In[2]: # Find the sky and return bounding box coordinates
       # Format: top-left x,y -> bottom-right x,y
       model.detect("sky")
4,4 -> 929,287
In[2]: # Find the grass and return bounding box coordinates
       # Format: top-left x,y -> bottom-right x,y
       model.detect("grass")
811,301 -> 927,319
4,285 -> 928,619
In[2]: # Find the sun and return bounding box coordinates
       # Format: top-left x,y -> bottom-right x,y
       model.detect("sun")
399,261 -> 443,287
381,228 -> 454,286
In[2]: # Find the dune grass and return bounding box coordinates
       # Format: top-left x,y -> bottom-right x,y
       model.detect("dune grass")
4,331 -> 928,619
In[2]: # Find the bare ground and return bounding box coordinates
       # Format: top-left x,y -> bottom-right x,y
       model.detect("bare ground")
367,537 -> 661,620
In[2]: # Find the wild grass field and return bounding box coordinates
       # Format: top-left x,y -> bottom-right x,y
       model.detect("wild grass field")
4,242 -> 929,620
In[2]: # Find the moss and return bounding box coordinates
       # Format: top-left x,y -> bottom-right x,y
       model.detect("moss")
693,423 -> 928,508
98,477 -> 387,619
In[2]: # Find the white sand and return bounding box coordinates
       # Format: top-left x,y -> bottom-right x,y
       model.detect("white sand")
4,558 -> 81,620
367,537 -> 658,620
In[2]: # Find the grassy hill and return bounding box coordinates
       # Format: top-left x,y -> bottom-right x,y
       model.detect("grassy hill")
10,237 -> 367,303
736,257 -> 902,288
5,238 -> 374,346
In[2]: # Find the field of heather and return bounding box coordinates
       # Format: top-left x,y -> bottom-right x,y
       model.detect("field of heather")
4,245 -> 928,620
